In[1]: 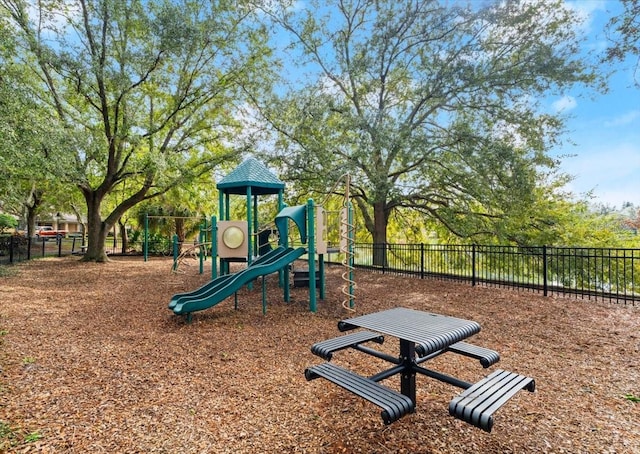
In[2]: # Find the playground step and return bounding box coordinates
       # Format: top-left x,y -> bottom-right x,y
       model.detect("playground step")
293,268 -> 320,288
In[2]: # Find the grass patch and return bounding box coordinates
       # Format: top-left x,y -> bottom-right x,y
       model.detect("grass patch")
0,421 -> 43,450
0,265 -> 18,278
22,356 -> 36,365
624,393 -> 640,402
0,421 -> 13,439
24,431 -> 43,442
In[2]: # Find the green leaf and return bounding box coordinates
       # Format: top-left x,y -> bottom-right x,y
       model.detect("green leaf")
623,393 -> 640,402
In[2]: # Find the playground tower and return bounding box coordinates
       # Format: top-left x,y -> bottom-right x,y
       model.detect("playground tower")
215,157 -> 285,273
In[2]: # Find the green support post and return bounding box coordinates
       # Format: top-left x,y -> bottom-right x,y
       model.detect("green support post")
278,199 -> 286,289
218,191 -> 225,222
253,196 -> 259,258
348,201 -> 355,309
198,227 -> 204,275
282,214 -> 290,303
319,253 -> 325,300
224,193 -> 230,221
246,186 -> 253,266
262,275 -> 267,315
172,234 -> 179,271
307,199 -> 317,312
246,187 -> 253,290
143,214 -> 149,262
211,216 -> 217,280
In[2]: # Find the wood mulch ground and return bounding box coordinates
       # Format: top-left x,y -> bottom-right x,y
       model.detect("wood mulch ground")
0,256 -> 638,453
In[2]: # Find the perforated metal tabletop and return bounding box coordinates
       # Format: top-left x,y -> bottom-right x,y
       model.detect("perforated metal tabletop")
338,307 -> 481,356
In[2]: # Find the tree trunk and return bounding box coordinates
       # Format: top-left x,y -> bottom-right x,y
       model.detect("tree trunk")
118,219 -> 128,254
372,201 -> 388,267
175,218 -> 186,253
82,195 -> 110,262
25,187 -> 43,239
26,206 -> 37,240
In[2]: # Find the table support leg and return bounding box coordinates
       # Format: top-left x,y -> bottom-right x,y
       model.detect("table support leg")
400,340 -> 416,405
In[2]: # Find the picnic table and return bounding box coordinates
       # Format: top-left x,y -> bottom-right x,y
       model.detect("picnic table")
305,307 -> 535,432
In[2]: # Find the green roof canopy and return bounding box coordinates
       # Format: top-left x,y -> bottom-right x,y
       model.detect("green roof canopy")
216,157 -> 285,195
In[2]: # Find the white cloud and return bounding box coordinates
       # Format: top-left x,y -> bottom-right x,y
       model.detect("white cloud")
552,95 -> 578,113
571,142 -> 639,177
595,185 -> 640,206
561,142 -> 640,206
26,1 -> 80,33
564,0 -> 607,32
604,110 -> 640,127
565,0 -> 607,17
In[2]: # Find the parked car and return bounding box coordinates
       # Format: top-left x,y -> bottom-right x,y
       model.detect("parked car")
35,226 -> 68,239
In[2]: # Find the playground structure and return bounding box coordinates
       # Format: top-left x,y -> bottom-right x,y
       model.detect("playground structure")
169,200 -> 319,318
167,158 -> 355,319
171,239 -> 211,274
143,214 -> 211,271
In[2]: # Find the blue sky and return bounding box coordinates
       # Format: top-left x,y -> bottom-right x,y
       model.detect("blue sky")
556,1 -> 640,208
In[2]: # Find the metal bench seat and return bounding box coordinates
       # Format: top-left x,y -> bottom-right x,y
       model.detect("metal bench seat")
305,362 -> 415,425
449,369 -> 535,432
310,330 -> 384,361
446,341 -> 500,368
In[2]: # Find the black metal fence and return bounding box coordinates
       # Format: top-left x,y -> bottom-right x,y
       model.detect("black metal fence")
348,243 -> 639,306
0,236 -> 162,265
3,235 -> 638,305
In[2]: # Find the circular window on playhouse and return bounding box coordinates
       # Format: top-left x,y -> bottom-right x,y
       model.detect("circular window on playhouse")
222,226 -> 245,249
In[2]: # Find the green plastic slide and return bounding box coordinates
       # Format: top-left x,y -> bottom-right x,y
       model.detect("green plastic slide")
168,246 -> 287,310
170,246 -> 306,315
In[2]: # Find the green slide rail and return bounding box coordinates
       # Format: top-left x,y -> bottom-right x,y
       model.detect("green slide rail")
170,246 -> 306,316
168,246 -> 288,310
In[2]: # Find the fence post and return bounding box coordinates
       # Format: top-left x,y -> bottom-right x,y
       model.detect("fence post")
9,236 -> 14,264
382,243 -> 387,274
371,244 -> 375,271
472,244 -> 476,286
420,243 -> 425,279
543,245 -> 548,296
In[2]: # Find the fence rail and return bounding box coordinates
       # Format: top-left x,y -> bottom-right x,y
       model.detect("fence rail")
345,243 -> 639,306
3,236 -> 638,305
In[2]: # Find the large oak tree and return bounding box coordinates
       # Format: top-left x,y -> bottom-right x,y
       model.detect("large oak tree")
255,0 -> 600,264
2,0 -> 273,261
